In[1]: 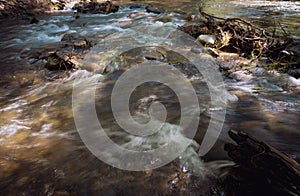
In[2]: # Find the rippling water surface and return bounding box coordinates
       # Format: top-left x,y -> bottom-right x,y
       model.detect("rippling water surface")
0,0 -> 299,194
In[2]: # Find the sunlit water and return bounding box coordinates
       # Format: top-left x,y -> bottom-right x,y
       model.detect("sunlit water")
0,0 -> 299,194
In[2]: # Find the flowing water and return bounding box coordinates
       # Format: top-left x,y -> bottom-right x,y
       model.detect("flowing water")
0,0 -> 299,194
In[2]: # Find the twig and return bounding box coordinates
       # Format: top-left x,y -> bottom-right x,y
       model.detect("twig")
278,21 -> 288,36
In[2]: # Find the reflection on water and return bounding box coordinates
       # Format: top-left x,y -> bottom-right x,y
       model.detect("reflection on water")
0,0 -> 299,194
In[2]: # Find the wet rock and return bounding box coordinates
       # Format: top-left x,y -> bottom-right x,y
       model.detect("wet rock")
145,6 -> 165,14
218,62 -> 234,71
61,33 -> 91,49
230,70 -> 253,82
0,0 -> 50,18
286,41 -> 300,57
81,53 -> 113,73
190,47 -> 204,54
61,33 -> 84,42
197,34 -> 216,45
73,40 -> 89,49
257,79 -> 283,92
128,12 -> 145,19
45,54 -> 61,70
29,33 -> 90,71
50,0 -> 66,10
186,14 -> 198,22
30,17 -> 39,24
249,67 -> 267,75
205,48 -> 219,58
45,51 -> 82,70
288,69 -> 300,79
217,52 -> 240,71
129,4 -> 143,9
72,1 -> 119,14
218,52 -> 239,59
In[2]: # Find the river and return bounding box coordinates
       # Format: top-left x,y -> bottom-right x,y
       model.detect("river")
0,0 -> 299,195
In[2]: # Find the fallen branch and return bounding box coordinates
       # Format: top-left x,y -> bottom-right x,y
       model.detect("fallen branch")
179,11 -> 299,77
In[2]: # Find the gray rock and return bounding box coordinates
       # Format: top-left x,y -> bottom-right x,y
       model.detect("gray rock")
145,6 -> 165,14
197,34 -> 216,45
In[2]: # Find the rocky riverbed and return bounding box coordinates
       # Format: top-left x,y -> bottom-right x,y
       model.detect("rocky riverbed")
0,0 -> 299,195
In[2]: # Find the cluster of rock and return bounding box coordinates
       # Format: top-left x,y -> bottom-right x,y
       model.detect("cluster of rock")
0,0 -> 50,18
47,33 -> 91,70
72,1 -> 119,14
0,0 -> 121,18
28,33 -> 91,70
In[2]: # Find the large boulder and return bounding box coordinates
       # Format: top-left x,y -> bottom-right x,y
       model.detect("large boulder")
0,0 -> 50,18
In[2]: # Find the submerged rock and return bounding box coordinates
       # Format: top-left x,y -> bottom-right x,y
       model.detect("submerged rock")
61,33 -> 84,42
30,17 -> 39,24
129,4 -> 144,9
61,33 -> 92,49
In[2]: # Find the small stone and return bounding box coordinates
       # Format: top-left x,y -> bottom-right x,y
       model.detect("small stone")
68,56 -> 82,68
218,52 -> 239,59
205,48 -> 219,58
197,34 -> 216,45
191,47 -> 204,54
61,33 -> 84,42
145,6 -> 165,14
73,40 -> 88,49
55,51 -> 69,61
186,14 -> 197,22
45,55 -> 60,69
250,67 -> 267,75
230,70 -> 253,82
73,40 -> 85,48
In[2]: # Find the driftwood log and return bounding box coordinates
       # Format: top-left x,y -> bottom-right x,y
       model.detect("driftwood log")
224,130 -> 300,196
